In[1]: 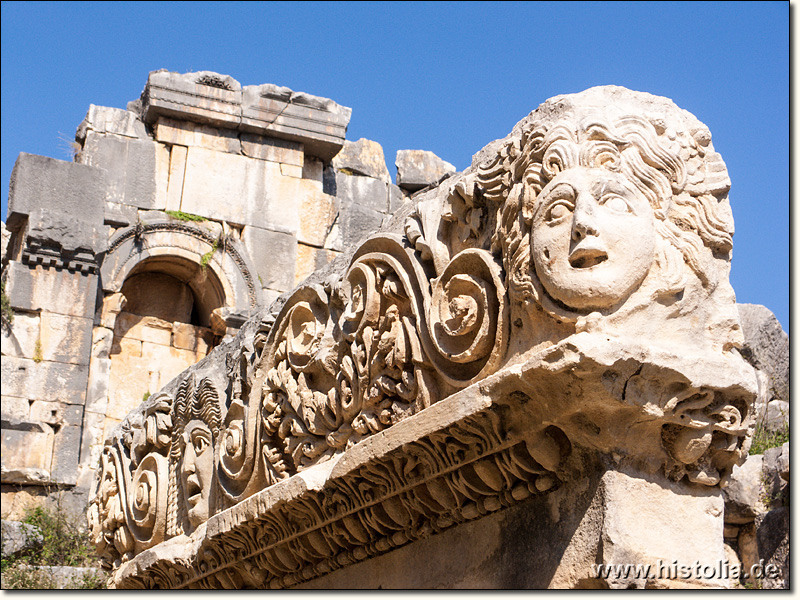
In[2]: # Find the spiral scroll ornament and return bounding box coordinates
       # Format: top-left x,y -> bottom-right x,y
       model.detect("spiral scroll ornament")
127,452 -> 169,550
428,249 -> 508,385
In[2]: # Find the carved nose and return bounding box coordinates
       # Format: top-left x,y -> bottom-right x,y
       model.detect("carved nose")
571,196 -> 598,242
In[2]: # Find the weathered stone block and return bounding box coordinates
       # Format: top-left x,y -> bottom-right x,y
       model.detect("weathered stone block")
154,117 -> 242,154
7,153 -> 106,228
331,138 -> 391,182
81,132 -> 164,210
389,183 -> 406,214
240,226 -> 297,292
240,133 -> 303,166
297,191 -> 337,249
76,104 -> 148,141
396,149 -> 456,191
335,171 -> 389,213
25,206 -> 104,254
165,144 -> 188,212
172,323 -> 214,354
280,163 -> 303,178
1,520 -> 43,558
5,262 -> 98,319
141,70 -> 243,129
764,400 -> 788,432
38,312 -> 93,365
103,201 -> 139,227
241,84 -> 351,162
114,313 -> 173,346
302,156 -> 324,186
737,304 -> 788,406
723,454 -> 766,524
50,424 -> 82,485
295,243 -> 339,285
1,311 -> 40,360
1,422 -> 53,483
1,356 -> 89,405
0,396 -> 29,422
339,201 -> 386,248
85,357 -> 111,414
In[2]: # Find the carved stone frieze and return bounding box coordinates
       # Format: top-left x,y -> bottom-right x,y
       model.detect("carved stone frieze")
90,86 -> 757,588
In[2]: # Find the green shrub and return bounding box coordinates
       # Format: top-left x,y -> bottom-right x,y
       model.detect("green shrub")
749,421 -> 789,456
1,503 -> 106,589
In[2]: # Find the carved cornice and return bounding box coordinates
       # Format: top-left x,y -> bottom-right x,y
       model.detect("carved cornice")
90,87 -> 757,589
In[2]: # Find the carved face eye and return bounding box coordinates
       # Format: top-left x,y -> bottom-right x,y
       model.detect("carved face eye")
191,430 -> 212,455
600,194 -> 631,214
544,199 -> 574,224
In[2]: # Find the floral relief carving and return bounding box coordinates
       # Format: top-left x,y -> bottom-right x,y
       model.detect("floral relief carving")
91,86 -> 757,588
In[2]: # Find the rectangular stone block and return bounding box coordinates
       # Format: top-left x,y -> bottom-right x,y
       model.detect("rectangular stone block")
1,356 -> 89,405
85,356 -> 111,414
172,322 -> 214,354
0,311 -> 40,360
1,423 -> 53,481
103,201 -> 139,227
81,132 -> 164,210
113,312 -> 173,346
38,312 -> 93,365
180,147 -> 305,232
280,163 -> 303,178
241,85 -> 351,162
240,133 -> 303,166
110,336 -> 142,357
295,243 -> 339,286
78,409 -> 107,484
389,183 -> 406,214
5,261 -> 99,319
29,400 -> 81,428
1,395 -> 30,422
7,153 -> 106,229
241,226 -> 298,292
335,171 -> 389,213
76,104 -> 148,141
142,70 -> 242,129
154,117 -> 242,154
165,144 -> 188,212
340,201 -> 386,249
303,156 -> 324,188
50,423 -> 82,485
298,191 -> 337,249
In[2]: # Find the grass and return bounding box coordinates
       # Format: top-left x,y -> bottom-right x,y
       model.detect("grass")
749,421 -> 789,456
166,210 -> 205,222
200,237 -> 219,272
1,504 -> 106,589
1,279 -> 13,326
33,338 -> 43,363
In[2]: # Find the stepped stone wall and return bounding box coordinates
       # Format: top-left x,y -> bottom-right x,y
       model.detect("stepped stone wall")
2,70 -> 449,519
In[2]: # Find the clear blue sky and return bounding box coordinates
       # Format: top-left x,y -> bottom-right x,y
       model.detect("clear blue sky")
1,1 -> 789,330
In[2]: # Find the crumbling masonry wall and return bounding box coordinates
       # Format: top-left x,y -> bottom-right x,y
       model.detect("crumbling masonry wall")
2,70 -> 453,518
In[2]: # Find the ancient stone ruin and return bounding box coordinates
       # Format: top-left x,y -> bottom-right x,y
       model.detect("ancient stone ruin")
2,73 -> 789,589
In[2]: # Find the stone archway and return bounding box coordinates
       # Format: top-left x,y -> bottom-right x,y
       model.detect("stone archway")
77,218 -> 262,488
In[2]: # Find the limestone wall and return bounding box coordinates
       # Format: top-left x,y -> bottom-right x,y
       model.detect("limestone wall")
1,70 -> 450,517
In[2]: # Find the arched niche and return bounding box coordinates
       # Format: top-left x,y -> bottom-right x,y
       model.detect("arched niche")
100,220 -> 261,319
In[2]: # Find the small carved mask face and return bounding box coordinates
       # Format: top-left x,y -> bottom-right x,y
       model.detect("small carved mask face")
531,167 -> 656,311
181,420 -> 214,529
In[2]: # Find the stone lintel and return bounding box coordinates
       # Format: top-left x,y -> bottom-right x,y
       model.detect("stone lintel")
139,71 -> 351,162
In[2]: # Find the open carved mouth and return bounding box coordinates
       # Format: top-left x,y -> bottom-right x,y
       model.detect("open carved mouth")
569,248 -> 608,269
185,477 -> 202,506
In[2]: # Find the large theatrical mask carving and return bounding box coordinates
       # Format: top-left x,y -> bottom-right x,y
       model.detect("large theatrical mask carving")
530,166 -> 656,311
